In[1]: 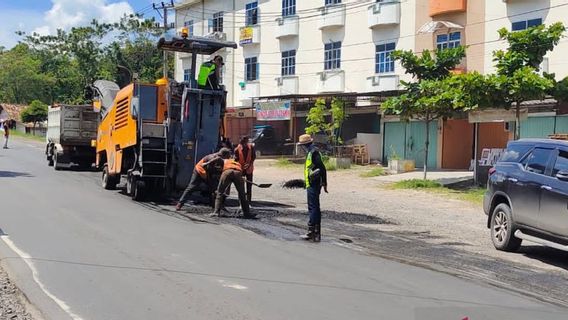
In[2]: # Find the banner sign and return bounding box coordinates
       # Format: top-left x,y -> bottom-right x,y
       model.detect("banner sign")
240,27 -> 253,45
255,101 -> 291,121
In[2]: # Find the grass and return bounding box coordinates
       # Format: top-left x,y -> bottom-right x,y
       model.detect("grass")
274,157 -> 300,168
10,130 -> 45,142
360,166 -> 386,178
390,179 -> 486,205
391,179 -> 442,189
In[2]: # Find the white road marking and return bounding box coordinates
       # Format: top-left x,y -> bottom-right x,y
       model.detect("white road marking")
217,279 -> 248,291
0,235 -> 84,320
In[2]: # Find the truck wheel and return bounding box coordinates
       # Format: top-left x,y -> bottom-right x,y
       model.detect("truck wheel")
102,165 -> 118,190
132,180 -> 146,201
53,152 -> 63,171
490,203 -> 522,252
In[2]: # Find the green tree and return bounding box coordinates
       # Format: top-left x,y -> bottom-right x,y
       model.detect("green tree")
305,98 -> 348,148
0,44 -> 54,104
21,100 -> 48,134
490,22 -> 565,139
382,46 -> 473,179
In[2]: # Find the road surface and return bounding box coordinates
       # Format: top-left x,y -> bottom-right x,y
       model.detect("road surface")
0,138 -> 566,320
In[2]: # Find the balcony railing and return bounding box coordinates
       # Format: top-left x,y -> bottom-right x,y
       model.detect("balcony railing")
276,76 -> 299,95
317,70 -> 345,93
318,4 -> 346,30
276,16 -> 299,39
368,0 -> 401,28
366,75 -> 400,92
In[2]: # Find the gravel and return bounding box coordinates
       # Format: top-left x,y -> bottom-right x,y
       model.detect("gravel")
0,266 -> 34,320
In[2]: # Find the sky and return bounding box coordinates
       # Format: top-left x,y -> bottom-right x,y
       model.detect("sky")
0,0 -> 167,49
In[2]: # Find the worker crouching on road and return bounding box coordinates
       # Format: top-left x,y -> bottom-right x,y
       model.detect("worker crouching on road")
234,136 -> 255,203
198,55 -> 224,90
211,159 -> 256,219
297,134 -> 328,242
176,148 -> 232,211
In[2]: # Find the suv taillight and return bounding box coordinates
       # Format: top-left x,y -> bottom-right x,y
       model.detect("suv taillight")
488,167 -> 496,176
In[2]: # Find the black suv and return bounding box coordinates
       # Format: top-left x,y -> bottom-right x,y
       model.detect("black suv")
484,139 -> 568,252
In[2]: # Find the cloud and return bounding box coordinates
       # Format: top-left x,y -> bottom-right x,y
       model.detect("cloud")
33,0 -> 134,35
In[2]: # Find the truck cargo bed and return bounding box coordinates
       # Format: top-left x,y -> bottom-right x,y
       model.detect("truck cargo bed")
47,105 -> 98,145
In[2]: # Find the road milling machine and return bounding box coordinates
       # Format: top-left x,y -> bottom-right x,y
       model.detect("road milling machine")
92,34 -> 237,200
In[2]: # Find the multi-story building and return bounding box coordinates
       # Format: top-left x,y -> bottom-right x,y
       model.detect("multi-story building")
173,0 -> 568,169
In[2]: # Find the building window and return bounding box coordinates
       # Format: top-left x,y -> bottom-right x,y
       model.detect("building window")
324,41 -> 342,70
436,32 -> 461,50
184,20 -> 194,36
376,42 -> 395,74
325,0 -> 341,5
245,57 -> 258,81
512,18 -> 542,31
281,50 -> 296,76
208,12 -> 223,33
282,0 -> 296,17
183,69 -> 191,82
246,1 -> 259,26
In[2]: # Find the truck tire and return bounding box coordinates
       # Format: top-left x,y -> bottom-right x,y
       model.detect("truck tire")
53,152 -> 63,171
102,165 -> 118,190
490,203 -> 522,252
132,180 -> 146,201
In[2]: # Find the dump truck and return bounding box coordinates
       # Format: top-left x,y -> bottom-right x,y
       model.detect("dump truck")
46,104 -> 98,170
93,34 -> 237,201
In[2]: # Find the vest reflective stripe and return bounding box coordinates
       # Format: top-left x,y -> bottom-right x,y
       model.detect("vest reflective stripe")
197,62 -> 216,87
195,158 -> 207,179
235,144 -> 254,174
304,151 -> 313,188
223,159 -> 242,172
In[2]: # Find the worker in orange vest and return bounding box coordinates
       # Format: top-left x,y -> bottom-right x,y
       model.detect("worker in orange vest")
211,158 -> 256,219
234,136 -> 256,202
176,148 -> 231,211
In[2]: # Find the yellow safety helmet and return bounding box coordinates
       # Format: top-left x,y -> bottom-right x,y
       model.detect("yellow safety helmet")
156,77 -> 168,86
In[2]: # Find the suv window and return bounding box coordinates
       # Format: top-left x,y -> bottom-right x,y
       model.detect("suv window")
552,150 -> 568,176
525,148 -> 553,175
500,144 -> 532,162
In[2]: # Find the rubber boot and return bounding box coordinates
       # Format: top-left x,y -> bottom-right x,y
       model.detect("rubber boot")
210,194 -> 226,217
314,224 -> 321,243
301,225 -> 316,241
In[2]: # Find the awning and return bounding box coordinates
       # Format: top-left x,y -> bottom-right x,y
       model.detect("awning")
417,21 -> 464,34
158,36 -> 237,55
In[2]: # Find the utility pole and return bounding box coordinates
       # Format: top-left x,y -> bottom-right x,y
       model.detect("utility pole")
154,1 -> 175,79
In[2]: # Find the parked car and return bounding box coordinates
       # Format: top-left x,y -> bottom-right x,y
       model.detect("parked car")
484,139 -> 568,252
251,125 -> 294,156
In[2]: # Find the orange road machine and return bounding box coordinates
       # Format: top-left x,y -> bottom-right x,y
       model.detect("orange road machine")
93,35 -> 237,200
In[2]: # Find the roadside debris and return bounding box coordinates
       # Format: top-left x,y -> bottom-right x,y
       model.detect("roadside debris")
282,179 -> 305,189
0,268 -> 33,320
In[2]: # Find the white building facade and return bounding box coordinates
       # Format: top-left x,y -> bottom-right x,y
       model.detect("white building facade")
174,0 -> 416,109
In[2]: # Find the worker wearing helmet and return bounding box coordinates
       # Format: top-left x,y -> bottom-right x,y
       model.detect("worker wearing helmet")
297,134 -> 328,242
176,148 -> 231,211
211,158 -> 256,219
197,55 -> 224,90
234,136 -> 256,203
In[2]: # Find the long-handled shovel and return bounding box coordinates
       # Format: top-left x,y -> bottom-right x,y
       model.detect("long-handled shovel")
244,178 -> 272,188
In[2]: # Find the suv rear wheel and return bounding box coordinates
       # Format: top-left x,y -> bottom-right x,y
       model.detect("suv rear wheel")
490,203 -> 522,252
